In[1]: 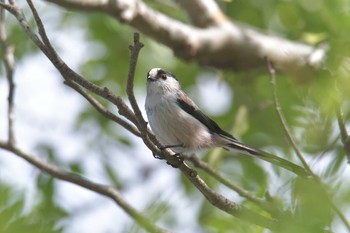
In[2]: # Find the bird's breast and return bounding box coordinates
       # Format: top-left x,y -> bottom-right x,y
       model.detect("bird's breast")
145,95 -> 214,152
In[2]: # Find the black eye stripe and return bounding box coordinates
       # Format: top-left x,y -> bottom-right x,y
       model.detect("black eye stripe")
157,70 -> 167,77
156,69 -> 178,81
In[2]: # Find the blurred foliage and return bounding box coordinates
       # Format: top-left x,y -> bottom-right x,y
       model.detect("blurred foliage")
1,0 -> 350,232
0,182 -> 66,233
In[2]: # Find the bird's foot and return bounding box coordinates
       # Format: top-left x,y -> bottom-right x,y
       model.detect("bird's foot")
166,153 -> 184,168
153,146 -> 184,168
152,152 -> 164,160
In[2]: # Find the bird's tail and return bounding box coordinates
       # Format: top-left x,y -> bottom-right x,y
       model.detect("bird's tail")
225,141 -> 309,178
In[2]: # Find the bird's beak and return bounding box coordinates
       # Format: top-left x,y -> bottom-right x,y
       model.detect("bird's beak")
147,75 -> 156,82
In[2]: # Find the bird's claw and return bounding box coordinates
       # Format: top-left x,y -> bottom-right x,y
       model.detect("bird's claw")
152,152 -> 163,160
153,150 -> 183,168
166,153 -> 184,168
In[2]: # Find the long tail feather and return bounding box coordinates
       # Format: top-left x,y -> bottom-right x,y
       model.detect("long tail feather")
226,142 -> 309,178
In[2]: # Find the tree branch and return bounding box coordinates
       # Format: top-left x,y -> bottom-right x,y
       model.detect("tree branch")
46,0 -> 325,78
267,59 -> 313,175
178,161 -> 277,229
176,0 -> 228,27
186,154 -> 281,216
0,1 -> 16,145
267,59 -> 350,231
126,33 -> 146,131
64,80 -> 141,137
0,141 -> 170,233
0,0 -> 140,128
336,105 -> 350,162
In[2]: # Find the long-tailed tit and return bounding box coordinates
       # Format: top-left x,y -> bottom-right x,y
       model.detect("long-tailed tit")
145,68 -> 307,177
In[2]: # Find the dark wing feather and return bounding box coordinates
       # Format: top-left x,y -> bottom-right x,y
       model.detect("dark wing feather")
176,93 -> 309,177
176,92 -> 236,141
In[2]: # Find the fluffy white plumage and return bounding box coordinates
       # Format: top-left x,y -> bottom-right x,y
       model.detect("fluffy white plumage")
145,68 -> 218,153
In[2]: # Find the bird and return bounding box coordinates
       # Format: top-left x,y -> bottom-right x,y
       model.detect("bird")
145,68 -> 308,177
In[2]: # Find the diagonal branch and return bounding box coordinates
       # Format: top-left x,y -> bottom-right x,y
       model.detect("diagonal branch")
64,80 -> 141,137
267,59 -> 313,175
0,141 -> 170,233
186,154 -> 281,216
46,0 -> 325,78
0,0 -> 140,128
267,59 -> 350,231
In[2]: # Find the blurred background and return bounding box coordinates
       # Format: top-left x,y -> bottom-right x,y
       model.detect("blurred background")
1,0 -> 350,232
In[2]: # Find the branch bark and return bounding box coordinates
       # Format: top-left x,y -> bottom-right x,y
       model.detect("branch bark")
186,154 -> 281,215
46,0 -> 325,79
0,2 -> 16,145
177,0 -> 228,27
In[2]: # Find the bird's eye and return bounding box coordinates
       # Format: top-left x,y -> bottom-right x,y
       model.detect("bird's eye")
160,74 -> 167,80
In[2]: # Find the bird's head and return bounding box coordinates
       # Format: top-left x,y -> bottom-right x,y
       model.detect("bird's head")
146,68 -> 181,95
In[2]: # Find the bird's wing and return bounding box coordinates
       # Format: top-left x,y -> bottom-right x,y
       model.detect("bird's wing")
176,93 -> 309,177
176,91 -> 236,141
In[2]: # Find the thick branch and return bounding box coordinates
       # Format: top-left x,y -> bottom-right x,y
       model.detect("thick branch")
47,0 -> 325,78
176,0 -> 228,27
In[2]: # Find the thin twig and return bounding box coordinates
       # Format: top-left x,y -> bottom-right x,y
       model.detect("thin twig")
26,0 -> 53,51
336,105 -> 350,162
0,141 -> 170,233
186,154 -> 281,215
0,0 -> 16,145
7,0 -> 139,127
124,33 -> 193,171
182,167 -> 278,229
267,59 -> 313,175
267,58 -> 350,231
336,106 -> 348,142
64,80 -> 141,137
126,32 -> 147,131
